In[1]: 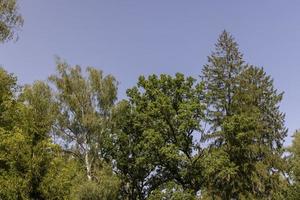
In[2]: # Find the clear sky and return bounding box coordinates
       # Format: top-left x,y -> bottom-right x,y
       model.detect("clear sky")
0,0 -> 299,145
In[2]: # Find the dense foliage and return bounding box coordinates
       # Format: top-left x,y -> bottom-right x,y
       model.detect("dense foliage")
201,31 -> 287,199
0,1 -> 299,199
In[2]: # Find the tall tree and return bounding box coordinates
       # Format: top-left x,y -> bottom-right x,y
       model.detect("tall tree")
0,0 -> 23,42
49,59 -> 118,183
202,30 -> 244,136
201,31 -> 287,199
0,68 -> 28,199
19,81 -> 58,199
113,73 -> 204,199
0,71 -> 59,199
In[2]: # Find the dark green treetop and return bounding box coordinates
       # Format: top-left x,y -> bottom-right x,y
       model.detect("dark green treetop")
201,31 -> 287,199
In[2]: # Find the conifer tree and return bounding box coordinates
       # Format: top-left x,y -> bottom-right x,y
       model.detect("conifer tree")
202,30 -> 244,136
201,31 -> 287,199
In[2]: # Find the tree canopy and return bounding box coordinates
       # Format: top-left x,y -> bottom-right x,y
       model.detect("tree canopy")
0,4 -> 296,197
0,0 -> 23,42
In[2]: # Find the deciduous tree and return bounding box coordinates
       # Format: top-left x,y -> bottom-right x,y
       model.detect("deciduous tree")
0,0 -> 23,42
49,59 -> 120,197
113,73 -> 205,199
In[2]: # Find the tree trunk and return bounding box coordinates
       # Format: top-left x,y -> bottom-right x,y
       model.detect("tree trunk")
85,149 -> 92,181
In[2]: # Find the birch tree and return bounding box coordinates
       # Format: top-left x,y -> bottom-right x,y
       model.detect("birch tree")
49,59 -> 118,181
0,0 -> 23,42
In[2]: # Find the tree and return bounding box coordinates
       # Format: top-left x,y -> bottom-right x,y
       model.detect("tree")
0,71 -> 59,199
18,81 -> 58,199
49,59 -> 119,188
0,67 -> 19,129
0,68 -> 28,199
286,130 -> 300,200
0,0 -> 23,43
113,73 -> 204,199
201,31 -> 287,199
1,62 -> 120,199
201,30 -> 244,134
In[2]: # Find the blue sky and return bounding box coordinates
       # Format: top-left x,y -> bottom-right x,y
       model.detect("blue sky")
0,0 -> 299,145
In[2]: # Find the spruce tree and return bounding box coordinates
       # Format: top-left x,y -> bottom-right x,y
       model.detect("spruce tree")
202,30 -> 244,134
201,31 -> 287,199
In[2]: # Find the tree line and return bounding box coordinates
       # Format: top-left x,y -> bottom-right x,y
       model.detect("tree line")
0,1 -> 299,199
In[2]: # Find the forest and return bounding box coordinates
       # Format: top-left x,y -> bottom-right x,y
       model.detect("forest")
0,0 -> 300,200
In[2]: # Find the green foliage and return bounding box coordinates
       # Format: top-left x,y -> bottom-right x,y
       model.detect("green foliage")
20,81 -> 58,139
18,81 -> 59,199
49,59 -> 118,181
0,69 -> 29,199
40,156 -> 85,200
0,75 -> 66,199
0,0 -> 23,42
113,73 -> 204,199
70,165 -> 120,200
148,181 -> 196,200
286,131 -> 300,200
0,127 -> 30,200
0,67 -> 19,129
202,30 -> 244,130
0,29 -> 295,200
201,31 -> 287,199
